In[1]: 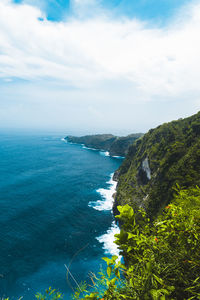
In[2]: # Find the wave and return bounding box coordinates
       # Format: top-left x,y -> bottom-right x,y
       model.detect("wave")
81,146 -> 124,159
61,138 -> 67,142
82,145 -> 99,151
96,221 -> 121,257
99,151 -> 110,157
88,173 -> 117,211
63,141 -> 125,160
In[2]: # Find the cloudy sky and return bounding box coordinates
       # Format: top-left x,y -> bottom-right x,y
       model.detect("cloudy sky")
0,0 -> 200,134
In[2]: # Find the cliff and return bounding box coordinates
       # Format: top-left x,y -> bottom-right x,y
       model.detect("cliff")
65,133 -> 143,156
114,111 -> 200,217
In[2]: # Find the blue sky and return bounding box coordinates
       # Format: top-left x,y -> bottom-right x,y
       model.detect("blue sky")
13,0 -> 191,23
0,0 -> 200,134
13,0 -> 71,21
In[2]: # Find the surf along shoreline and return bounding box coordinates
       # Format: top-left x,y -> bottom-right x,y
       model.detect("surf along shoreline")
63,138 -> 123,257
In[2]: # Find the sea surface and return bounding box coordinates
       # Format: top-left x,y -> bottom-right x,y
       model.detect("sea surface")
0,132 -> 123,299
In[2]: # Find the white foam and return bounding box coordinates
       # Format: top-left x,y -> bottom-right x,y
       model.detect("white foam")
100,151 -> 110,157
82,145 -> 98,151
88,173 -> 117,211
89,173 -> 122,258
96,221 -> 121,257
61,138 -> 67,143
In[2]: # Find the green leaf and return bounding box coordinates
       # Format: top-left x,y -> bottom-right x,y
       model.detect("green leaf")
115,269 -> 120,279
153,274 -> 163,285
111,255 -> 118,263
127,232 -> 135,239
107,266 -> 112,278
102,257 -> 112,265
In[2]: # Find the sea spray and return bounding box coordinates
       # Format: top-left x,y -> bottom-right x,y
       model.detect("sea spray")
89,173 -> 121,257
82,145 -> 99,151
96,221 -> 120,257
61,138 -> 67,142
99,151 -> 110,157
88,173 -> 117,211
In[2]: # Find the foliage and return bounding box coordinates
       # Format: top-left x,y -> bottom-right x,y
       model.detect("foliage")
35,287 -> 63,300
70,282 -> 88,300
77,256 -> 126,299
77,187 -> 200,299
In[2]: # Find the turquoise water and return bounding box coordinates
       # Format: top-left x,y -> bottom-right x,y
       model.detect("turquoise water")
0,133 -> 122,299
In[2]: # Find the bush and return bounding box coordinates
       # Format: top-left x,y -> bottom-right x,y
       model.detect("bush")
81,187 -> 200,299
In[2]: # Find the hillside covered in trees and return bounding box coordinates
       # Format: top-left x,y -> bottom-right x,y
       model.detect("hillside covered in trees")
114,111 -> 200,217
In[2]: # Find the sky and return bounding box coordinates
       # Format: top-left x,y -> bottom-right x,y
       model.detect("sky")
0,0 -> 200,135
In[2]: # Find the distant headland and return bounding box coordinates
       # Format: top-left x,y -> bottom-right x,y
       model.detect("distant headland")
65,133 -> 143,157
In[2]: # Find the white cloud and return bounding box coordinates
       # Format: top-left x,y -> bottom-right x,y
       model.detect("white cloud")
0,0 -> 200,132
0,0 -> 200,95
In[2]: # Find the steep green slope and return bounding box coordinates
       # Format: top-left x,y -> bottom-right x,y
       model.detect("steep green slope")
65,133 -> 143,156
114,111 -> 200,216
109,134 -> 142,156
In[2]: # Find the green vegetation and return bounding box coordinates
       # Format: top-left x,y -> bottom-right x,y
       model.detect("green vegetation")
114,111 -> 200,217
114,187 -> 200,299
35,287 -> 63,299
65,133 -> 143,156
72,186 -> 200,299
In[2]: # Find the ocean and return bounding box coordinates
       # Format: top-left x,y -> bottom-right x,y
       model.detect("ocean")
0,132 -> 123,299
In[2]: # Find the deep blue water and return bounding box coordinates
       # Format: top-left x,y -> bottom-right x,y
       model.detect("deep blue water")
0,133 -> 122,299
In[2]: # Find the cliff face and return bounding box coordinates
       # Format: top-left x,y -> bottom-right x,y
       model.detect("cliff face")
65,133 -> 143,156
114,111 -> 200,217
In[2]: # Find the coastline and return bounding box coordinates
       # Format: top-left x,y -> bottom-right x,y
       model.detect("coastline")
90,173 -> 121,257
66,139 -> 125,159
62,138 -> 122,257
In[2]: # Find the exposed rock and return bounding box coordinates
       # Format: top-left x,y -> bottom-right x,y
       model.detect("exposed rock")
142,158 -> 151,180
137,157 -> 151,185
